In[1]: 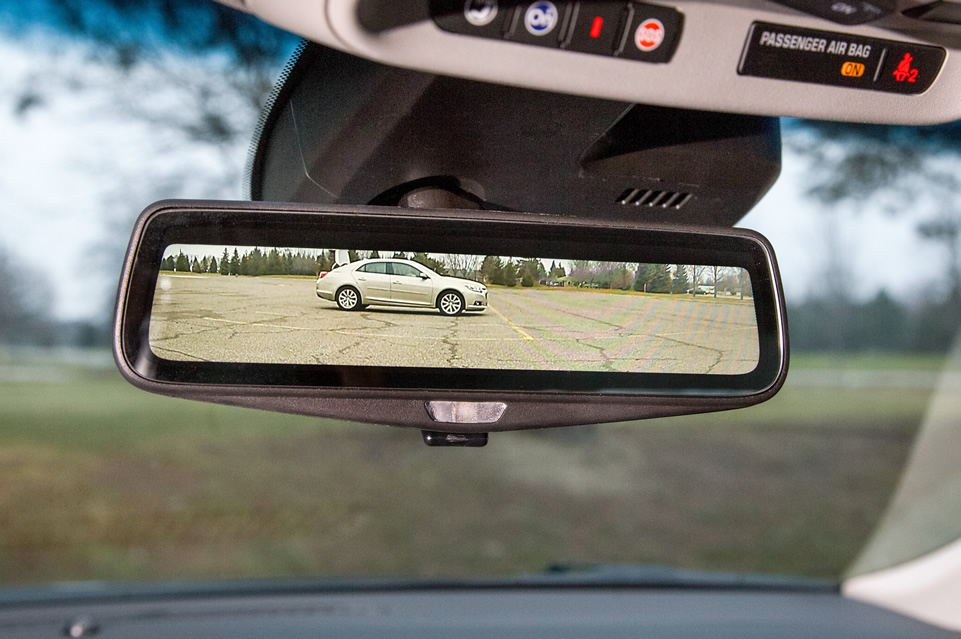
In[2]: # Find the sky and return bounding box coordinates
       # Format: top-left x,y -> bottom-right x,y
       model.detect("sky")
0,29 -> 950,322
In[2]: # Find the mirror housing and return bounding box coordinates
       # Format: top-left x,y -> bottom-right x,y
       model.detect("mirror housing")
114,200 -> 789,432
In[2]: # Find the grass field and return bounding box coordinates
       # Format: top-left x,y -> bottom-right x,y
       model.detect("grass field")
0,349 -> 942,586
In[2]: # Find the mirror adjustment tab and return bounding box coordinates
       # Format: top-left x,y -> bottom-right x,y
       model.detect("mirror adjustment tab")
617,2 -> 684,63
739,22 -> 945,94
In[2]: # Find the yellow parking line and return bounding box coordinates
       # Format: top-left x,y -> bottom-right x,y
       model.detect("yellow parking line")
488,305 -> 534,341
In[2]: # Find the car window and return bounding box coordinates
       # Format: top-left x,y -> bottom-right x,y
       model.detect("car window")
1,1 -> 960,595
359,262 -> 389,274
391,262 -> 425,278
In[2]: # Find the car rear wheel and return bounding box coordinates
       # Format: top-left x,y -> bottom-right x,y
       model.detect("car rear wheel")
336,286 -> 361,311
437,290 -> 464,316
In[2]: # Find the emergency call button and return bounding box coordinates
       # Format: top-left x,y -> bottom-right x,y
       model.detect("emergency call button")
616,2 -> 683,63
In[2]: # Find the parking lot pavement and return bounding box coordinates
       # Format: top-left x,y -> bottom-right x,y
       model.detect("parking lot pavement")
149,275 -> 759,374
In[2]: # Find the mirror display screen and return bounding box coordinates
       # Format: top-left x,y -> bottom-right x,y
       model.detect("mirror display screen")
150,245 -> 759,375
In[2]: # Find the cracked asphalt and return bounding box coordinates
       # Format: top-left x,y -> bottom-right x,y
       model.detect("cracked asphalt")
149,275 -> 759,373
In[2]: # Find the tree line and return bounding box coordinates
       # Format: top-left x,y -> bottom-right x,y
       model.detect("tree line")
161,248 -> 331,277
789,289 -> 961,353
161,249 -> 749,298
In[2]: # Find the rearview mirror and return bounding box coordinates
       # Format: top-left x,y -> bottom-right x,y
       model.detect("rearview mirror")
114,201 -> 788,433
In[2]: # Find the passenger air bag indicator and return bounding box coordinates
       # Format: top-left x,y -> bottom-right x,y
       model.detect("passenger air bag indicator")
739,22 -> 944,94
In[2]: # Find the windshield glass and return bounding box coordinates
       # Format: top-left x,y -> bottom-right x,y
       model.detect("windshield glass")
1,2 -> 959,588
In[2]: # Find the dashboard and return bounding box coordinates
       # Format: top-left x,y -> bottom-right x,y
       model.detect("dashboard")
2,588 -> 960,638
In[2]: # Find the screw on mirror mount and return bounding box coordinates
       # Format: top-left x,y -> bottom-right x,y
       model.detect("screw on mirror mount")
422,431 -> 489,447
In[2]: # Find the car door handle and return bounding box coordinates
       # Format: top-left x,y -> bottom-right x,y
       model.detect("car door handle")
357,276 -> 367,281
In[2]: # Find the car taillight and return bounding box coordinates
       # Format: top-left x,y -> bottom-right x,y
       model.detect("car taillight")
319,271 -> 328,278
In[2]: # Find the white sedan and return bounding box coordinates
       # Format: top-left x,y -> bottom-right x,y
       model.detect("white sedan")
316,258 -> 488,316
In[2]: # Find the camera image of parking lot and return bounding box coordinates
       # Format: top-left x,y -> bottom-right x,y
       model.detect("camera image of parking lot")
148,247 -> 759,375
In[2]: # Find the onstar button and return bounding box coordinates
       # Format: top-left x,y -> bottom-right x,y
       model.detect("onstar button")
617,2 -> 683,63
525,1 -> 560,36
566,2 -> 629,56
509,1 -> 572,48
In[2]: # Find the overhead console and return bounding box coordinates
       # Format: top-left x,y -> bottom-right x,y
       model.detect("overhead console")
226,0 -> 961,125
430,1 -> 685,63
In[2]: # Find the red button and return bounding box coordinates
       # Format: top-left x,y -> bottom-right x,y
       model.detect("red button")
565,2 -> 629,56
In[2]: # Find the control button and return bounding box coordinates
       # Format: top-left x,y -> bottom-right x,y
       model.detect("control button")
525,1 -> 560,35
431,0 -> 515,39
634,18 -> 664,51
465,0 -> 499,26
508,1 -> 573,47
768,0 -> 895,25
739,22 -> 945,95
903,1 -> 961,25
617,3 -> 683,63
566,2 -> 629,56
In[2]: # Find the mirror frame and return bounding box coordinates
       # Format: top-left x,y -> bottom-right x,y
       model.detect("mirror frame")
114,200 -> 789,431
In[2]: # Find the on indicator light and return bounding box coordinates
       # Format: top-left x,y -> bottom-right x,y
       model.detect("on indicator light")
841,61 -> 864,77
590,16 -> 603,38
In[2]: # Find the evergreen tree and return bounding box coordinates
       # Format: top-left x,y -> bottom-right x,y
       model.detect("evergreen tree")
649,264 -> 672,293
633,264 -> 653,291
229,249 -> 241,275
317,251 -> 334,275
503,261 -> 519,287
160,256 -> 174,271
480,256 -> 503,284
208,256 -> 218,273
174,251 -> 190,272
220,249 -> 230,275
412,252 -> 447,275
518,258 -> 546,284
521,271 -> 535,287
266,248 -> 284,275
671,265 -> 690,294
190,257 -> 202,273
246,247 -> 265,276
239,254 -> 249,276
